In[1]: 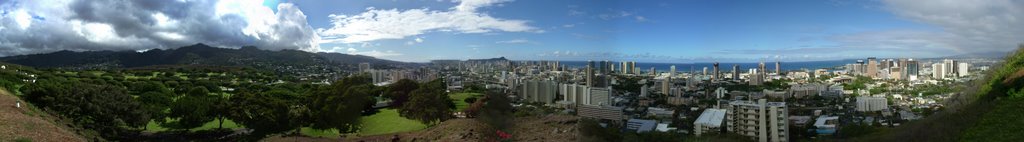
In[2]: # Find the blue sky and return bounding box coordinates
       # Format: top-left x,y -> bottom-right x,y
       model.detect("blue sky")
287,0 -> 962,62
2,0 -> 1022,63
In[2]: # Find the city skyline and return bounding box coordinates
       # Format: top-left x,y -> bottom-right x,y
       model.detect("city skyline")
1,0 -> 1022,63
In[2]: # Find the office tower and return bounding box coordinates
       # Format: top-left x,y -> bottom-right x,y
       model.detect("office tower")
943,59 -> 958,77
600,60 -> 609,74
662,78 -> 670,95
618,61 -> 626,74
587,61 -> 595,87
958,62 -> 970,77
670,65 -> 677,78
867,57 -> 878,78
775,61 -> 781,74
732,64 -> 740,80
725,99 -> 788,142
713,62 -> 720,81
906,60 -> 919,80
758,61 -> 767,81
854,60 -> 866,75
749,69 -> 763,86
932,63 -> 944,79
630,61 -> 637,75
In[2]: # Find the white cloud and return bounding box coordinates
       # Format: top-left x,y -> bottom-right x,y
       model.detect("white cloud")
336,47 -> 402,57
880,0 -> 1024,53
317,0 -> 539,44
496,39 -> 532,44
452,0 -> 514,12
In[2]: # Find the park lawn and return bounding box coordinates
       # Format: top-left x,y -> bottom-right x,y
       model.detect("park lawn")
300,109 -> 426,138
144,118 -> 241,132
450,92 -> 483,111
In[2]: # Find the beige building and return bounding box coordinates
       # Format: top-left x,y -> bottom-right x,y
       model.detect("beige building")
725,99 -> 789,142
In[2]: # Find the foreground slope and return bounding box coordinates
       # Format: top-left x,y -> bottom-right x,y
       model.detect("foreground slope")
0,88 -> 85,142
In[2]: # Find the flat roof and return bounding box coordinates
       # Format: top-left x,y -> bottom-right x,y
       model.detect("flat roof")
694,108 -> 727,127
814,116 -> 840,128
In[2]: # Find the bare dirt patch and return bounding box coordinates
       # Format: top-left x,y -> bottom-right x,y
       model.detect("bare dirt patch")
0,88 -> 85,141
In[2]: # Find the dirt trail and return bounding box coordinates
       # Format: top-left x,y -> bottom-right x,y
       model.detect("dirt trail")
0,88 -> 85,142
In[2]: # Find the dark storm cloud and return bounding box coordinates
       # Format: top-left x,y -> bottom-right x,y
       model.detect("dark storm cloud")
0,0 -> 320,57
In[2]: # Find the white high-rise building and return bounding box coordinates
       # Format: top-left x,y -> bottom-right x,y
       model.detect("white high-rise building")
932,63 -> 944,79
943,59 -> 957,77
855,96 -> 888,112
958,62 -> 971,77
724,99 -> 788,142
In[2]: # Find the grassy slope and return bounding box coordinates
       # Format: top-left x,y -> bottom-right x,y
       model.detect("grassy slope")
0,88 -> 85,141
958,46 -> 1024,141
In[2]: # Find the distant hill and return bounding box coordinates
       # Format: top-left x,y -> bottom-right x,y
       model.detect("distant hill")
0,43 -> 405,70
466,57 -> 510,62
940,51 -> 1011,59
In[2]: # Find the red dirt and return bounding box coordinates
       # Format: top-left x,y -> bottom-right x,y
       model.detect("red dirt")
0,88 -> 86,142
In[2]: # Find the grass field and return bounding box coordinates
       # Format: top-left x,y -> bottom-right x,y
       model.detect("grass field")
144,118 -> 241,132
300,109 -> 427,138
450,92 -> 483,111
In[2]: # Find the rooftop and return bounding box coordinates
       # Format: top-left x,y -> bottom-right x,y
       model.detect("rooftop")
694,108 -> 727,127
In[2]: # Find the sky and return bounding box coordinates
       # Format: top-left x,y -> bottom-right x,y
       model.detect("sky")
1,0 -> 1022,63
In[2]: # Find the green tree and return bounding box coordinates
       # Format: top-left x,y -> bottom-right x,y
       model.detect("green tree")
226,90 -> 305,138
399,79 -> 454,125
307,75 -> 374,133
21,79 -> 148,139
385,79 -> 419,107
169,87 -> 216,129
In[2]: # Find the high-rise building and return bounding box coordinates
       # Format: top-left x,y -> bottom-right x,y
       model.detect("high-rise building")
520,80 -> 557,104
758,61 -> 767,81
587,61 -> 595,87
906,59 -> 919,80
713,62 -> 720,81
670,65 -> 677,78
732,64 -> 740,80
944,59 -> 958,77
932,63 -> 944,79
867,57 -> 878,78
724,99 -> 788,142
661,78 -> 670,95
775,61 -> 781,74
958,62 -> 971,77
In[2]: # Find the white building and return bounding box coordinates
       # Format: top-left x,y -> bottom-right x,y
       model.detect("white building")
932,63 -> 944,79
724,99 -> 788,142
856,96 -> 888,112
958,62 -> 971,77
695,108 -> 727,136
520,80 -> 557,104
559,83 -> 591,106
